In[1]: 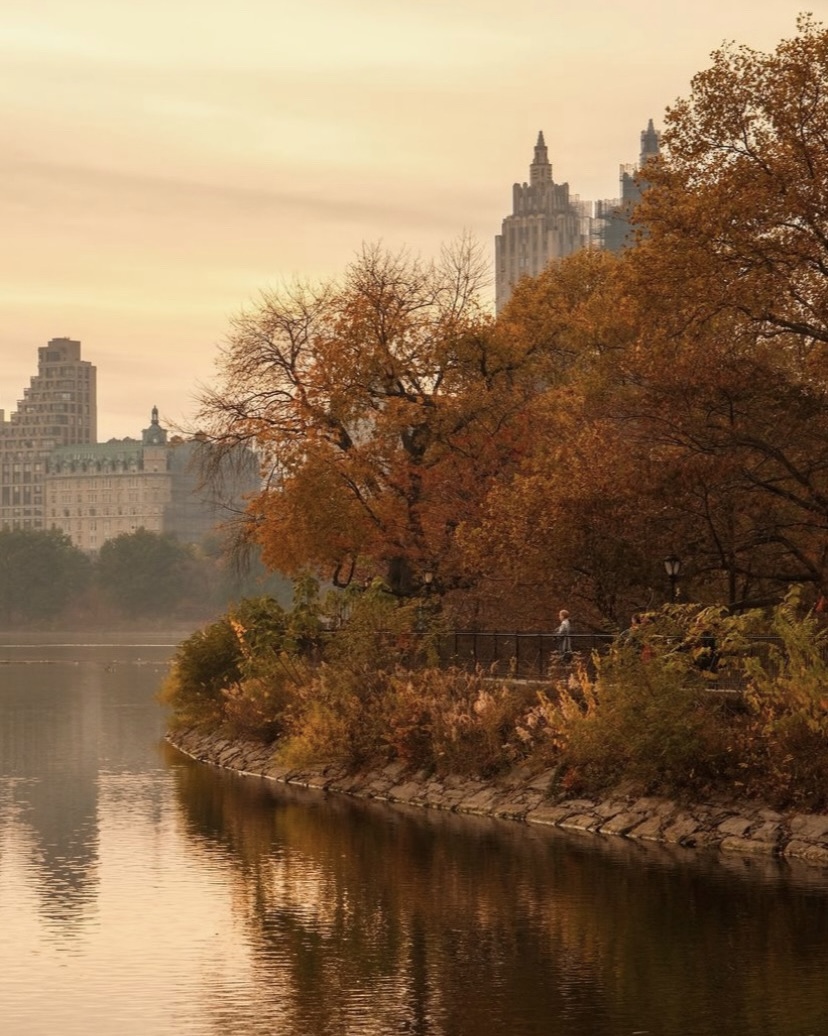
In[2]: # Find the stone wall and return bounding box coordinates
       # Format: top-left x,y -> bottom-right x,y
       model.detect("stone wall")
167,724 -> 828,870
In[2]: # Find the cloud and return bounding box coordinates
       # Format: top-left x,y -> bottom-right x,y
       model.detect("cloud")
0,0 -> 818,440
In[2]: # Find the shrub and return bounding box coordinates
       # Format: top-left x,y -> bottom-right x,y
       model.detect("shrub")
738,587 -> 828,808
159,594 -> 291,728
164,586 -> 828,809
220,653 -> 314,742
159,616 -> 244,726
275,663 -> 542,777
741,588 -> 828,735
377,668 -> 535,776
322,579 -> 438,673
565,663 -> 736,797
276,664 -> 389,770
545,612 -> 741,798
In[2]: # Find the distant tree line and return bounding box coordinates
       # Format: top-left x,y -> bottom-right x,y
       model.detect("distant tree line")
0,527 -> 290,627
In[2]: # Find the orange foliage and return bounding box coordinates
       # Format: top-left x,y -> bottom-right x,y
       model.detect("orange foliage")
197,239 -> 538,598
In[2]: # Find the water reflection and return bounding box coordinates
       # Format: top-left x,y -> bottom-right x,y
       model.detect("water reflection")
0,638 -> 173,947
1,677 -> 101,937
170,752 -> 828,1036
2,636 -> 827,1036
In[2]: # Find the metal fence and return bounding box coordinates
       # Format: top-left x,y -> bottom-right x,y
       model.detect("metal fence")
318,628 -> 803,686
439,631 -> 613,679
432,631 -> 805,687
438,631 -> 817,689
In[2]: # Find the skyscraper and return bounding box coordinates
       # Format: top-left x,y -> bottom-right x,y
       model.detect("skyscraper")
495,122 -> 661,312
0,338 -> 97,530
598,118 -> 661,254
494,131 -> 587,313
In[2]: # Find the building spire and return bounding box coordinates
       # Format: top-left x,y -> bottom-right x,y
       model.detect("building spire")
530,130 -> 552,186
640,118 -> 660,166
142,405 -> 167,446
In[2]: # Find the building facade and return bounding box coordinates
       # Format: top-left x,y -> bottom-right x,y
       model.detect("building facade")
0,338 -> 97,530
44,408 -> 259,551
495,121 -> 661,312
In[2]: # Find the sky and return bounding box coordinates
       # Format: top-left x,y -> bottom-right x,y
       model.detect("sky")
1,0 -> 825,440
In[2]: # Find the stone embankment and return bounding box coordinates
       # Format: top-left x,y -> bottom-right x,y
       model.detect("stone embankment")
168,724 -> 828,870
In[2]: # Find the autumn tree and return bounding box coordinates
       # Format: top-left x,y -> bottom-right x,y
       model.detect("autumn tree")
460,62 -> 828,625
468,15 -> 828,623
621,15 -> 828,601
457,249 -> 672,629
197,18 -> 828,627
198,238 -> 539,599
637,14 -> 828,344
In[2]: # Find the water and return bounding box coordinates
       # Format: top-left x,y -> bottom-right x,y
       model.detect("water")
1,634 -> 827,1036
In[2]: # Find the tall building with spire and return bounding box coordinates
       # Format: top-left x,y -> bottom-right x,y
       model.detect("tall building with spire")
495,121 -> 661,312
0,337 -> 96,530
598,118 -> 661,254
494,131 -> 587,313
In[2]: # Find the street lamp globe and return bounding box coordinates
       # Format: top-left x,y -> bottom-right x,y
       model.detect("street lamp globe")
663,554 -> 682,602
663,555 -> 682,578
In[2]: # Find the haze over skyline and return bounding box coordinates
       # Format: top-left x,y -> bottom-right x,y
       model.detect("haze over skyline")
1,1 -> 822,440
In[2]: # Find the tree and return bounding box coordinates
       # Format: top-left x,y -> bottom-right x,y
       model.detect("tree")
0,528 -> 91,623
459,239 -> 828,623
196,19 -> 828,625
198,238 -> 536,598
97,528 -> 201,617
468,17 -> 828,620
637,14 -> 828,347
623,15 -> 828,601
457,249 -> 662,628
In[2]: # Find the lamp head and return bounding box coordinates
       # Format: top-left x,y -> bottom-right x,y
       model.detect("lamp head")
663,554 -> 682,578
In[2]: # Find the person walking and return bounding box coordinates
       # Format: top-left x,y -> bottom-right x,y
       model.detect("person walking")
556,608 -> 572,662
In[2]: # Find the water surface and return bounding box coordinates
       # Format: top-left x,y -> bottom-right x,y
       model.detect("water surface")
1,633 -> 827,1036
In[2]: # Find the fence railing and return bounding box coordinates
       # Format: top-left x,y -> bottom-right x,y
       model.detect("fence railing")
439,631 -> 613,679
435,631 -> 797,686
317,628 -> 800,685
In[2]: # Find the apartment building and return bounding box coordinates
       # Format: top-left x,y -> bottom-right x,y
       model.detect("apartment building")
0,337 -> 96,530
44,408 -> 258,551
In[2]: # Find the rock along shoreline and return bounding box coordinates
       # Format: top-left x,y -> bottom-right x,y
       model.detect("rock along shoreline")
167,724 -> 828,871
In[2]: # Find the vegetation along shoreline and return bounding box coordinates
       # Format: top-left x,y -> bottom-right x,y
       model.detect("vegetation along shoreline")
160,582 -> 828,879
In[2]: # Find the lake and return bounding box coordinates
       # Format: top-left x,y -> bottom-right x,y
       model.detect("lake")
1,633 -> 827,1036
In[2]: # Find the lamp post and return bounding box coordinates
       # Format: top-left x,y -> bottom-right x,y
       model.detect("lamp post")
663,554 -> 682,603
416,570 -> 434,634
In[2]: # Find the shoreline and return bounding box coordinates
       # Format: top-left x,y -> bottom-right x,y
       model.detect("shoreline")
167,724 -> 828,871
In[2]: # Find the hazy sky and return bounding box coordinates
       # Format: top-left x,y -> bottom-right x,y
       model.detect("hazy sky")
1,1 -> 823,439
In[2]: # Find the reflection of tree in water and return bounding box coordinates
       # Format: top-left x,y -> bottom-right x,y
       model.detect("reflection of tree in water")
168,758 -> 601,1034
170,755 -> 828,1035
2,654 -> 170,944
25,789 -> 99,934
2,678 -> 101,940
